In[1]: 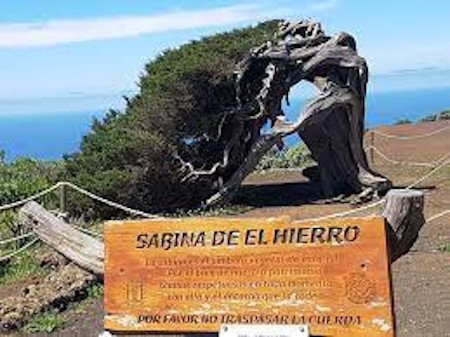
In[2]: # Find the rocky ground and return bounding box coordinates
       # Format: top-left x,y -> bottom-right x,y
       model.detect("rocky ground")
2,120 -> 450,337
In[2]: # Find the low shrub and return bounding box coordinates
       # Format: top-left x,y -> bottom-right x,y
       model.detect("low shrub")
394,118 -> 413,125
257,143 -> 315,170
23,311 -> 66,333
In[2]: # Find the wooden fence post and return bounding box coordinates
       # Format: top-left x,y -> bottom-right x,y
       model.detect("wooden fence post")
381,189 -> 425,262
59,183 -> 67,214
370,130 -> 374,165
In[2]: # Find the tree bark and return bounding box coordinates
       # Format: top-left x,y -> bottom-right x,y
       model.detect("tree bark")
381,189 -> 425,262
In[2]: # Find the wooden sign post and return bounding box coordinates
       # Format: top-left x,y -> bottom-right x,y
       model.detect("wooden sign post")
104,216 -> 395,336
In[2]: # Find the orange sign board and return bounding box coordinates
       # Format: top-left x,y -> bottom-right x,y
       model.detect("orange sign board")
104,216 -> 395,336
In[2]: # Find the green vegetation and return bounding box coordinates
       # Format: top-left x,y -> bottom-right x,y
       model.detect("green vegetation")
392,109 -> 450,125
0,150 -> 63,207
0,154 -> 57,284
0,249 -> 48,285
22,311 -> 66,333
257,143 -> 315,170
0,152 -> 64,243
394,118 -> 413,125
18,283 -> 102,333
420,110 -> 450,122
438,242 -> 450,252
64,21 -> 280,217
0,210 -> 18,241
167,204 -> 253,217
86,283 -> 104,299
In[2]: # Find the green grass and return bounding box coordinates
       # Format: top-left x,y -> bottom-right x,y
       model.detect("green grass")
394,118 -> 413,125
438,242 -> 450,252
20,284 -> 104,334
0,249 -> 48,285
166,204 -> 254,218
87,283 -> 104,299
22,312 -> 66,333
71,302 -> 87,314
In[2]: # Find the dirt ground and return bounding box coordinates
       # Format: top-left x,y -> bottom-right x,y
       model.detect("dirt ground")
5,120 -> 450,337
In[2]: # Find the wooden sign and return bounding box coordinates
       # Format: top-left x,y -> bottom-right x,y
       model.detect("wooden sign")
104,216 -> 395,336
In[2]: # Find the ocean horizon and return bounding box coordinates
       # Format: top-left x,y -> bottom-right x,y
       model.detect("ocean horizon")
1,86 -> 450,162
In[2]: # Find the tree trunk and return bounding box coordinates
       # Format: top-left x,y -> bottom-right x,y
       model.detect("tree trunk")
381,189 -> 425,262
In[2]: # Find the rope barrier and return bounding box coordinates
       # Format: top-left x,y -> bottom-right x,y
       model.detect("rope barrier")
0,181 -> 158,218
0,232 -> 35,245
59,181 -> 158,219
368,124 -> 450,140
1,166 -> 448,226
426,209 -> 450,223
406,157 -> 450,189
296,199 -> 384,223
0,149 -> 447,247
297,154 -> 450,222
0,237 -> 39,262
0,183 -> 60,211
364,147 -> 450,168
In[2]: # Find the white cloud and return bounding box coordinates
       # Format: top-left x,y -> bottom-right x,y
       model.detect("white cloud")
0,5 -> 272,48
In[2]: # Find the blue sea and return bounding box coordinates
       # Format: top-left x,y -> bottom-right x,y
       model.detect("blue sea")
1,87 -> 450,161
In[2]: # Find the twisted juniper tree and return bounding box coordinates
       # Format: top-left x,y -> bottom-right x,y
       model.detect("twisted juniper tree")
176,20 -> 391,206
67,20 -> 390,215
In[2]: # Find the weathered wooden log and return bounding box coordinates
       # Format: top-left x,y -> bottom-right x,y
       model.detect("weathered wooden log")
0,202 -> 103,332
19,201 -> 104,275
381,189 -> 425,262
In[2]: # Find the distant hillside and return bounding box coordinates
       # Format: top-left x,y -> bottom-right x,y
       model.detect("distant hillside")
420,109 -> 450,122
394,109 -> 450,125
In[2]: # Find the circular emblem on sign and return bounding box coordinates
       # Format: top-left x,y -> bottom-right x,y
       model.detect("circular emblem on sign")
345,272 -> 376,304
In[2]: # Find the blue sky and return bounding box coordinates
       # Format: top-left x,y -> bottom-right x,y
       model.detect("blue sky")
1,0 -> 450,115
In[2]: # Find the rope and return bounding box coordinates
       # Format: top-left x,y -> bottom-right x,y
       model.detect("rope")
406,157 -> 450,189
0,184 -> 60,211
0,237 -> 39,262
60,182 -> 158,219
297,154 -> 450,223
0,181 -> 158,218
369,124 -> 450,140
65,156 -> 450,225
365,147 -> 450,168
0,156 -> 447,229
0,232 -> 35,245
296,199 -> 384,223
426,209 -> 450,223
